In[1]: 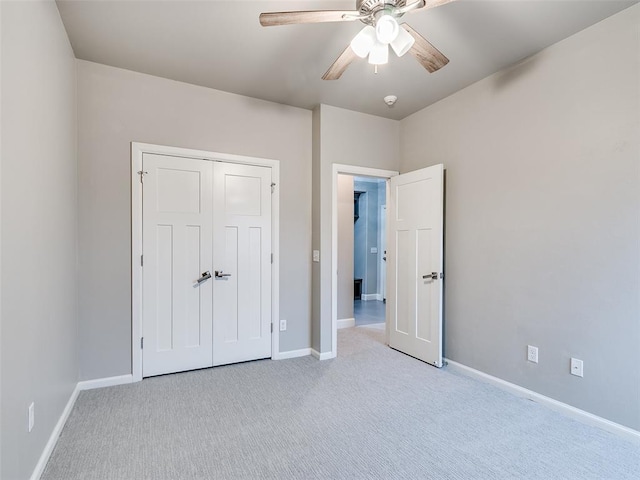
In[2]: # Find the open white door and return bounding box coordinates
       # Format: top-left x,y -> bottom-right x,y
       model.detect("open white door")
387,164 -> 444,367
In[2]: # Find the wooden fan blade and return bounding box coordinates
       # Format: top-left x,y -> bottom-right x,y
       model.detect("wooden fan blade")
402,23 -> 449,73
259,10 -> 358,27
322,46 -> 358,80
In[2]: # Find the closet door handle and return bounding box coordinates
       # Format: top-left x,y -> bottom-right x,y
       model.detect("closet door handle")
215,270 -> 232,278
422,272 -> 438,280
197,271 -> 212,284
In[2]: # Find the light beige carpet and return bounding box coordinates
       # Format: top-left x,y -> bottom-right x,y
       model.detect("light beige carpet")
43,327 -> 640,479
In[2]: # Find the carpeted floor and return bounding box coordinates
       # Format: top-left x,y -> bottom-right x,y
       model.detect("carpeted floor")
43,327 -> 639,479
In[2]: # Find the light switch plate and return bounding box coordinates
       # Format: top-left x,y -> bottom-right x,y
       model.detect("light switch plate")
571,358 -> 583,377
28,402 -> 35,432
312,250 -> 320,262
527,345 -> 538,363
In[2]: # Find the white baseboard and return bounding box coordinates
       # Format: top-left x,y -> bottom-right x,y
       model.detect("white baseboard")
30,384 -> 80,480
337,318 -> 355,329
274,348 -> 311,360
77,374 -> 133,391
311,349 -> 336,361
444,358 -> 640,444
361,294 -> 381,301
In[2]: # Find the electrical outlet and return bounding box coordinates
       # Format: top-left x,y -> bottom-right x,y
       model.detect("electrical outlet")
28,402 -> 35,433
312,250 -> 320,263
527,345 -> 538,363
280,319 -> 287,331
571,358 -> 584,377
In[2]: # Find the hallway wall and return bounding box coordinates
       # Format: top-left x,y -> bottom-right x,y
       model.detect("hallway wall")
337,175 -> 354,321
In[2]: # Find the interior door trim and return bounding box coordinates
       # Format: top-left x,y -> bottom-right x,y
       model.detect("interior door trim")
131,142 -> 281,382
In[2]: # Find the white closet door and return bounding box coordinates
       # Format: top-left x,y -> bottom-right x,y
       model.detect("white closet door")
387,164 -> 444,367
212,162 -> 272,366
142,154 -> 213,377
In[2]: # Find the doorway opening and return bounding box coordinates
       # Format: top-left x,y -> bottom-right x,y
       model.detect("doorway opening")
351,176 -> 386,329
331,163 -> 444,365
331,164 -> 398,357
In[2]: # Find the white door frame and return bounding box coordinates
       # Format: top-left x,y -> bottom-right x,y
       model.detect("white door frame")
331,164 -> 398,358
131,142 -> 280,382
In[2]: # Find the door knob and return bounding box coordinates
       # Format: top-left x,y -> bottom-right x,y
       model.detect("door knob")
215,270 -> 232,278
422,272 -> 438,280
196,271 -> 211,284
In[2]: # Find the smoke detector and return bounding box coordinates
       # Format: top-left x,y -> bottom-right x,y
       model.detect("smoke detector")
383,95 -> 397,107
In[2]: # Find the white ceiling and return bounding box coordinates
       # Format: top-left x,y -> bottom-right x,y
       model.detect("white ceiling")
56,0 -> 637,120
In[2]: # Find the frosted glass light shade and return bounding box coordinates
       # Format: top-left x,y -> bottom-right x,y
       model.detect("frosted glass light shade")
350,26 -> 376,58
390,26 -> 415,57
368,41 -> 389,65
375,15 -> 399,44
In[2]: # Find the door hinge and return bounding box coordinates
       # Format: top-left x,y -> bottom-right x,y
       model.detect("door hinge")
271,323 -> 273,333
137,170 -> 148,183
271,253 -> 273,264
140,337 -> 144,349
141,255 -> 144,266
271,182 -> 276,193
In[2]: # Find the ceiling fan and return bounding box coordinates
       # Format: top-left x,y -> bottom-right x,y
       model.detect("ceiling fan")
259,0 -> 452,80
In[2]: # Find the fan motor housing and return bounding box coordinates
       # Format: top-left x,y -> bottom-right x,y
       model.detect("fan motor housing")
357,0 -> 407,25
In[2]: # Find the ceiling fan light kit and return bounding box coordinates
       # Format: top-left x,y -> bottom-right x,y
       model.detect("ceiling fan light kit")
390,26 -> 416,57
350,25 -> 377,58
369,41 -> 389,65
353,13 -> 415,65
375,14 -> 400,44
259,0 -> 452,80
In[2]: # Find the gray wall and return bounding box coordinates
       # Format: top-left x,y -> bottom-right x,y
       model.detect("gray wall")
400,5 -> 640,430
311,107 -> 321,351
77,60 -> 312,380
314,105 -> 399,352
1,1 -> 79,478
337,175 -> 354,320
